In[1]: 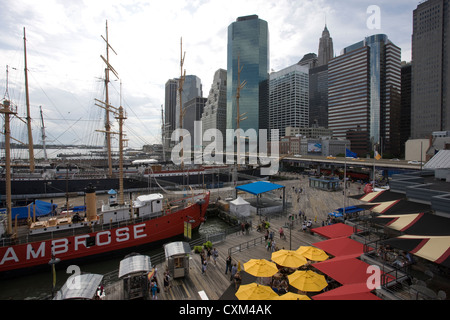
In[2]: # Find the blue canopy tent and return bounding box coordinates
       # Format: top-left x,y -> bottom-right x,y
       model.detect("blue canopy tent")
235,181 -> 285,195
0,200 -> 57,220
235,181 -> 286,216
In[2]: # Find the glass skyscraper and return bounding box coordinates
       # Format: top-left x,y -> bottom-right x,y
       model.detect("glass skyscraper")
226,15 -> 269,148
328,34 -> 401,156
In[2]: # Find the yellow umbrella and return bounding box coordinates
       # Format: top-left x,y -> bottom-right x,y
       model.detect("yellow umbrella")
271,249 -> 308,268
243,259 -> 278,277
296,246 -> 329,261
272,292 -> 311,300
235,283 -> 279,300
288,270 -> 328,292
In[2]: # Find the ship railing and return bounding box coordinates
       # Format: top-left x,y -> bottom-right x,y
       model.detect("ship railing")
0,208 -> 197,247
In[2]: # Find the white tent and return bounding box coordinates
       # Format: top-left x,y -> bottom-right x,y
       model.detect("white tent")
230,196 -> 251,217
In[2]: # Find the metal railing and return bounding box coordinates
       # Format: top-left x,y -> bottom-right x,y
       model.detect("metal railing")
227,235 -> 266,256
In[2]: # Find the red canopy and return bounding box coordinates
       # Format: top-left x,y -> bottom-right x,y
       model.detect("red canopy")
313,256 -> 390,285
313,236 -> 372,257
311,223 -> 356,239
312,283 -> 381,300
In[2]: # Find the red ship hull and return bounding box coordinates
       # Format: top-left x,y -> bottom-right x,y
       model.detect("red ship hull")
0,192 -> 209,273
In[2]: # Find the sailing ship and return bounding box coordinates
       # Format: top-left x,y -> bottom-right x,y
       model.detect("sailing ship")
0,23 -> 209,275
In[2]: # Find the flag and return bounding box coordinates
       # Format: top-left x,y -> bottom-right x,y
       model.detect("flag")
374,151 -> 382,160
345,148 -> 358,158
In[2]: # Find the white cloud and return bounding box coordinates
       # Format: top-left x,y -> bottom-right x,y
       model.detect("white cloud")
0,0 -> 417,148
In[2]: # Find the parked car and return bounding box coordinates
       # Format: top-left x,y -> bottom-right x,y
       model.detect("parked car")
408,160 -> 424,165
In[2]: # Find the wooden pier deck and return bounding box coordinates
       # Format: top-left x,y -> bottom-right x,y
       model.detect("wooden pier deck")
138,176 -> 365,301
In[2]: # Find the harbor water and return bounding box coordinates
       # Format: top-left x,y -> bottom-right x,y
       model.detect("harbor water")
0,215 -> 231,300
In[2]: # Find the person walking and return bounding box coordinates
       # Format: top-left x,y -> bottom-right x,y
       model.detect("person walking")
151,280 -> 158,300
234,272 -> 242,290
163,271 -> 171,293
202,259 -> 208,274
225,255 -> 232,274
212,248 -> 218,266
230,263 -> 237,281
279,227 -> 285,240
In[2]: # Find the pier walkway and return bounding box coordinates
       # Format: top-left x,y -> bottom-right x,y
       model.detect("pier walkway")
144,176 -> 364,300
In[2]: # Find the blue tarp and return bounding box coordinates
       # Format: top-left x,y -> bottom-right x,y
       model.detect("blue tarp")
72,206 -> 86,213
0,200 -> 57,220
345,148 -> 358,158
328,206 -> 364,217
235,181 -> 284,195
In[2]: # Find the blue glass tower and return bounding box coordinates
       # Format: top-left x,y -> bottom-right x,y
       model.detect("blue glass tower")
226,15 -> 269,148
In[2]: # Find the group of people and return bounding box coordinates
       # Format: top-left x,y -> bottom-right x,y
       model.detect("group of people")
376,245 -> 414,269
269,274 -> 289,295
256,220 -> 270,232
148,267 -> 173,300
264,228 -> 279,252
240,221 -> 251,235
200,247 -> 219,274
224,254 -> 243,289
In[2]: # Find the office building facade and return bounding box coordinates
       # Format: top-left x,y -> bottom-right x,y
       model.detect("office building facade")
328,34 -> 401,156
269,64 -> 309,138
201,69 -> 227,147
226,15 -> 269,148
176,75 -> 203,131
164,79 -> 178,149
400,62 -> 412,157
184,97 -> 207,150
412,0 -> 450,138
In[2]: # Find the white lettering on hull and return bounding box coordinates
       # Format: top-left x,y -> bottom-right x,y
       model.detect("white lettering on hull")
0,223 -> 148,269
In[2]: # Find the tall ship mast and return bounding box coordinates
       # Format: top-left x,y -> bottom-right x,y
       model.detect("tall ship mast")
0,99 -> 15,236
23,27 -> 35,173
95,20 -> 119,178
0,25 -> 210,276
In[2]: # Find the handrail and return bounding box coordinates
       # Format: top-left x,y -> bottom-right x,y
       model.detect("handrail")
228,235 -> 266,256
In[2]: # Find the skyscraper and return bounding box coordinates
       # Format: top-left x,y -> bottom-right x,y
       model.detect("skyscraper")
400,62 -> 412,156
269,64 -> 309,138
328,34 -> 401,156
165,78 -> 178,149
201,69 -> 227,147
226,15 -> 269,148
412,0 -> 450,138
176,75 -> 203,130
184,97 -> 207,150
318,25 -> 334,66
300,25 -> 334,129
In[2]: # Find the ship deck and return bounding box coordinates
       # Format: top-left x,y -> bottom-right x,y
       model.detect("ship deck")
2,193 -> 204,248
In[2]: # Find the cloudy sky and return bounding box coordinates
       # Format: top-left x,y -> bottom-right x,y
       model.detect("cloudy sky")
0,0 -> 419,150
